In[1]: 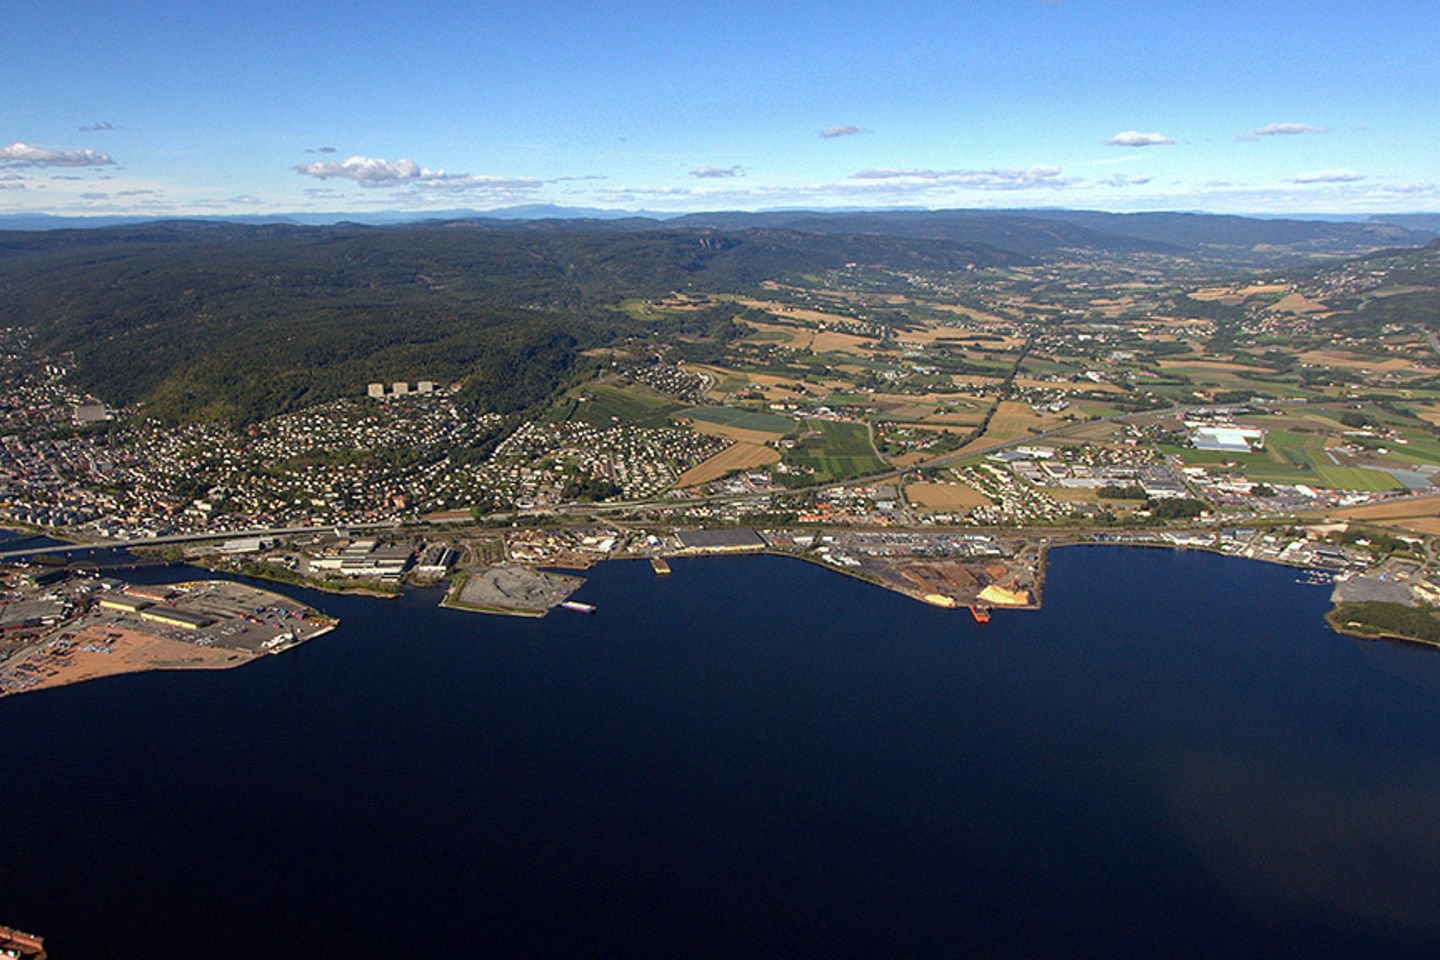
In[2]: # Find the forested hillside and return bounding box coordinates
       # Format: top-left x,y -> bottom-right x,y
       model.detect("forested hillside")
0,222 -> 1021,424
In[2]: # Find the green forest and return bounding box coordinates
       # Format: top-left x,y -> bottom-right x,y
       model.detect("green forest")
0,221 -> 1017,425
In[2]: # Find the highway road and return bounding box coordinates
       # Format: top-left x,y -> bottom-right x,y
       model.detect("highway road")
0,521 -> 401,560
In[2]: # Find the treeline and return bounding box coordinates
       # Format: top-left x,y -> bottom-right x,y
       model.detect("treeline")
1328,602 -> 1440,645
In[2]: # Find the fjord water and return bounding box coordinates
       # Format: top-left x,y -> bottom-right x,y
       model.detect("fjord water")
4,547 -> 1440,958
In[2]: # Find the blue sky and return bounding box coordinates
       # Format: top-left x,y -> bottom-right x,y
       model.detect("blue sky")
3,0 -> 1436,217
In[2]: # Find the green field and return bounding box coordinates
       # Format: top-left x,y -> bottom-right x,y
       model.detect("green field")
678,406 -> 797,435
564,383 -> 683,427
824,393 -> 872,407
783,419 -> 888,484
1385,431 -> 1440,468
1309,463 -> 1402,491
1163,430 -> 1403,490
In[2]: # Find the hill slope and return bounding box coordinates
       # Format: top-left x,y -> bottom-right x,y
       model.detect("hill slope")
0,222 -> 1023,423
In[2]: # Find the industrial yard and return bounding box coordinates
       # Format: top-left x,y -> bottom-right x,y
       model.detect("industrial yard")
443,564 -> 585,616
0,575 -> 336,698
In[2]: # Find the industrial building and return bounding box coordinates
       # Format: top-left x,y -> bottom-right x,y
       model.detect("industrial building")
1190,425 -> 1265,453
99,595 -> 149,614
309,538 -> 415,581
139,606 -> 213,630
676,528 -> 766,552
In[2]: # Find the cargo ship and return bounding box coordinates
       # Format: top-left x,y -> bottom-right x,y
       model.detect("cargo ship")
560,600 -> 596,614
0,924 -> 46,959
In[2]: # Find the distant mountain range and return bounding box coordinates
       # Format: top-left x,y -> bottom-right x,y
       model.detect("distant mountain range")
1,207 -> 1432,262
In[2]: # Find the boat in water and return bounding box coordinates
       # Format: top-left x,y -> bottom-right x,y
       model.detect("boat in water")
969,606 -> 991,624
560,600 -> 596,614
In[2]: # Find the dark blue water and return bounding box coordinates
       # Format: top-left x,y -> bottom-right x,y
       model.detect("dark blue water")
3,546 -> 1440,958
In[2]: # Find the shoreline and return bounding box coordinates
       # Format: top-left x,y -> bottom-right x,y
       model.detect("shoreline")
0,577 -> 341,700
6,528 -> 1428,651
1323,607 -> 1440,653
1323,615 -> 1440,652
183,557 -> 403,600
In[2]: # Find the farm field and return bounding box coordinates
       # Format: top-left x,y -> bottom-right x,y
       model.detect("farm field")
1297,350 -> 1430,373
1265,292 -> 1329,314
1325,495 -> 1440,535
563,383 -> 683,427
1166,426 -> 1405,491
905,481 -> 991,511
1407,403 -> 1440,427
685,364 -> 753,394
1311,464 -> 1403,491
783,419 -> 888,484
689,421 -> 788,445
1330,495 -> 1440,522
1374,517 -> 1440,535
740,320 -> 811,348
736,298 -> 863,327
867,393 -> 988,425
956,402 -> 1060,456
1156,360 -> 1276,376
810,330 -> 880,355
675,442 -> 780,487
678,406 -> 796,436
929,303 -> 1010,324
687,366 -> 831,402
1014,377 -> 1125,394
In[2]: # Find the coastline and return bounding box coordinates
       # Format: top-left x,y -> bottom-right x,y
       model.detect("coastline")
183,556 -> 403,599
0,577 -> 340,700
1322,612 -> 1440,651
6,523 -> 1430,648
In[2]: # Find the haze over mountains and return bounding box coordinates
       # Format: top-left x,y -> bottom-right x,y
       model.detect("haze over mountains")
3,207 -> 1432,258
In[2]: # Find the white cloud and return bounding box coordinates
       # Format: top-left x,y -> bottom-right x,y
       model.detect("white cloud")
0,142 -> 114,168
1104,130 -> 1174,147
78,121 -> 122,133
690,165 -> 744,178
1380,182 -> 1438,195
412,175 -> 543,194
294,154 -> 542,193
598,185 -> 698,197
819,125 -> 863,139
1290,168 -> 1365,184
295,155 -> 442,186
1101,174 -> 1153,188
849,165 -> 1074,189
1255,122 -> 1327,137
